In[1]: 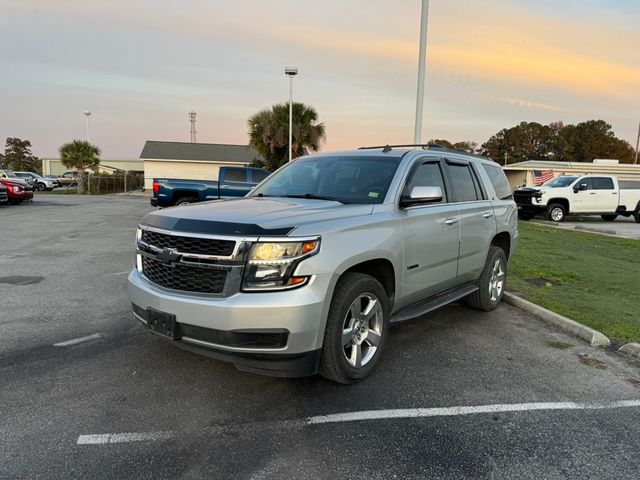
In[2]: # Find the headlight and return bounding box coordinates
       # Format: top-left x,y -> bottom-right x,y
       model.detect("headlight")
12,186 -> 23,193
243,238 -> 320,291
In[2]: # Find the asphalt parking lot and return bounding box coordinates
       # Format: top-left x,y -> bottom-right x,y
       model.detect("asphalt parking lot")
1,196 -> 640,479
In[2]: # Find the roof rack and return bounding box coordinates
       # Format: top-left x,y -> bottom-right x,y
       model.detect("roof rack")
358,143 -> 444,152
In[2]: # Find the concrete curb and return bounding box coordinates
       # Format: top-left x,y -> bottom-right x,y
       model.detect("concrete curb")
618,343 -> 640,360
574,225 -> 617,236
503,292 -> 610,348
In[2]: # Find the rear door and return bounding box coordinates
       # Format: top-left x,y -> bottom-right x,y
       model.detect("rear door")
444,159 -> 496,283
219,168 -> 253,198
399,158 -> 461,305
593,177 -> 618,212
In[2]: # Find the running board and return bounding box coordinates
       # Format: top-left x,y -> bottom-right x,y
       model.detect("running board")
390,284 -> 478,324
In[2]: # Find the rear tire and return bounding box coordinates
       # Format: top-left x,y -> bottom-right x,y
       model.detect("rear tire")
634,210 -> 640,224
546,203 -> 566,222
174,196 -> 198,206
36,183 -> 46,191
465,246 -> 508,312
319,272 -> 390,384
601,214 -> 617,222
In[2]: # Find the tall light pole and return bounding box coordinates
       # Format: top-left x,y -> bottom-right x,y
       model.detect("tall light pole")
413,0 -> 430,144
285,67 -> 298,162
635,121 -> 639,165
83,111 -> 92,142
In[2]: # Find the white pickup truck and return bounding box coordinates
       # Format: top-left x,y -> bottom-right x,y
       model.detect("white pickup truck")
514,174 -> 640,223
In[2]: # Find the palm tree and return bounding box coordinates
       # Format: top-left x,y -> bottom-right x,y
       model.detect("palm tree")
248,102 -> 326,171
59,140 -> 101,193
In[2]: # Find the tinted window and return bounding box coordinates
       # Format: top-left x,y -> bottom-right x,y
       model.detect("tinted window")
482,164 -> 512,200
404,162 -> 447,202
252,170 -> 269,183
594,177 -> 614,190
578,177 -> 593,190
224,168 -> 248,183
447,164 -> 479,202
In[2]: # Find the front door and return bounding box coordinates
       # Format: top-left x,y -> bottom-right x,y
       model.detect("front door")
399,159 -> 460,306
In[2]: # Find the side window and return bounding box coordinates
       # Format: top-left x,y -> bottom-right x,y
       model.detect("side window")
447,164 -> 480,202
482,163 -> 512,200
403,162 -> 447,203
578,177 -> 594,190
251,170 -> 269,183
594,177 -> 614,190
224,168 -> 248,183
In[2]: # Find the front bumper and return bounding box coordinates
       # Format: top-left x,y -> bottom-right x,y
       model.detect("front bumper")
127,269 -> 335,377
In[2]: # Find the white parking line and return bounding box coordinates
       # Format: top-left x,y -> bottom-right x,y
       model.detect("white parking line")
111,271 -> 130,276
54,333 -> 102,347
76,399 -> 640,445
306,400 -> 640,424
77,431 -> 173,445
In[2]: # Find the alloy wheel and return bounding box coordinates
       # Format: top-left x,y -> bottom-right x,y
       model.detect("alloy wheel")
341,293 -> 383,368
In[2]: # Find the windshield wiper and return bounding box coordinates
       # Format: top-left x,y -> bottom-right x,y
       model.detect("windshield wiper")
283,194 -> 350,204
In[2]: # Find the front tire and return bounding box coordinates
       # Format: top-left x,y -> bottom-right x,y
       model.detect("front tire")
465,246 -> 508,312
319,273 -> 390,384
546,203 -> 566,222
634,210 -> 640,224
36,183 -> 46,191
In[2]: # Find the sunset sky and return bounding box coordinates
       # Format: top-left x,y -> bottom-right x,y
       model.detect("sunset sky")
1,0 -> 639,158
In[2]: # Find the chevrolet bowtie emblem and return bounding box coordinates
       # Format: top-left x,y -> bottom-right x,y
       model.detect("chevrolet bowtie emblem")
157,247 -> 180,264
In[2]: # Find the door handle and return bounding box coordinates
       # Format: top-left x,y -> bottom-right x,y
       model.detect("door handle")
589,192 -> 596,195
612,192 -> 618,194
445,217 -> 458,225
482,212 -> 494,219
220,184 -> 231,189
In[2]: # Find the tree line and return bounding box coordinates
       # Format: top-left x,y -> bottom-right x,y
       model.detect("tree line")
432,119 -> 635,165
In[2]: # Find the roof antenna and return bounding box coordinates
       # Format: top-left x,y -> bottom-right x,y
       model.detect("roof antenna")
382,144 -> 392,153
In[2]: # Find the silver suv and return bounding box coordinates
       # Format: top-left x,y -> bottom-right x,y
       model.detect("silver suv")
127,145 -> 518,383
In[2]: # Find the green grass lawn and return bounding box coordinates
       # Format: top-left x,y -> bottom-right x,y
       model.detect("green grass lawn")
509,221 -> 640,344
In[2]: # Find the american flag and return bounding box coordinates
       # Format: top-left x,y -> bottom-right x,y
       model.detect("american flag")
533,169 -> 554,186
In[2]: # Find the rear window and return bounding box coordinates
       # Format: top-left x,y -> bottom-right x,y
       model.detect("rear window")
594,177 -> 614,190
224,168 -> 248,183
447,164 -> 480,202
482,163 -> 513,200
252,170 -> 269,183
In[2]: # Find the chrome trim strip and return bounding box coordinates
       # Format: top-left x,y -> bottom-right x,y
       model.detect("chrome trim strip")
138,240 -> 239,261
181,336 -> 288,353
133,312 -> 148,325
139,224 -> 259,243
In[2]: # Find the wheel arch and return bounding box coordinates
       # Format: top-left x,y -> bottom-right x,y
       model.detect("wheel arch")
547,197 -> 570,212
490,231 -> 511,259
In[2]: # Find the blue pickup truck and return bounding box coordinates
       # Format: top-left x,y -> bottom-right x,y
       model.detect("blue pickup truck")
150,166 -> 269,207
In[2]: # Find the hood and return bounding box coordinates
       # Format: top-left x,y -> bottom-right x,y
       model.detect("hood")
141,197 -> 374,236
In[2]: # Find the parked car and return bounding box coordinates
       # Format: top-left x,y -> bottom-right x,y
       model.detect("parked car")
0,183 -> 8,205
0,169 -> 33,187
0,177 -> 34,204
13,171 -> 60,191
514,175 -> 640,222
151,166 -> 270,207
56,171 -> 81,186
128,145 -> 518,383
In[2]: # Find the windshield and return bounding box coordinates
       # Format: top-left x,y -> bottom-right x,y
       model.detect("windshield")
250,155 -> 402,204
543,176 -> 578,188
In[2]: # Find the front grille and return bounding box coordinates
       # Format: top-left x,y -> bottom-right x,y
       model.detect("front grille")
513,192 -> 533,205
142,230 -> 235,257
142,256 -> 227,294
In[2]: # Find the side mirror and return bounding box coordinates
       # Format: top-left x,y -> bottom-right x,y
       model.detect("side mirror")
401,186 -> 443,207
574,183 -> 587,193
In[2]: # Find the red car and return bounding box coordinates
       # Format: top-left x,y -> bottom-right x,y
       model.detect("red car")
0,178 -> 33,204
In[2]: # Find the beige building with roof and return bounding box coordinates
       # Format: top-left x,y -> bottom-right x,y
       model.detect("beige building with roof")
502,160 -> 640,190
139,141 -> 263,190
